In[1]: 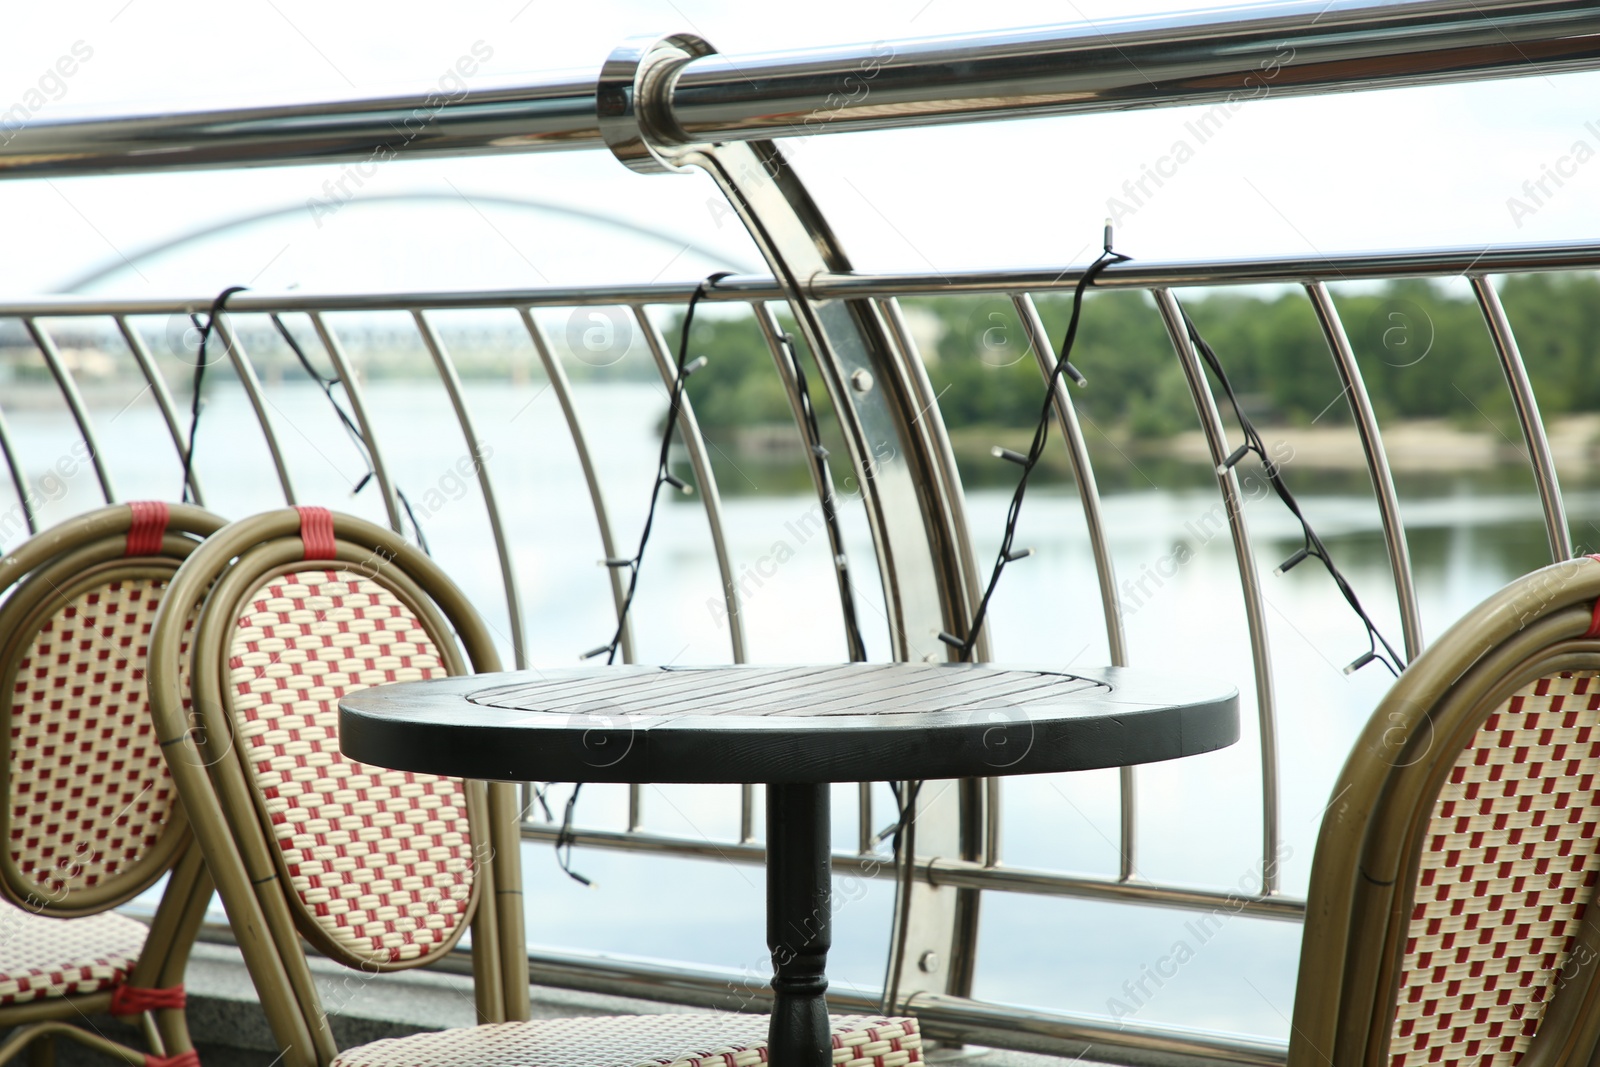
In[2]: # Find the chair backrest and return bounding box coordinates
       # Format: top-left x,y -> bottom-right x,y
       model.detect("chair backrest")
1293,556 -> 1600,1067
0,501 -> 223,917
147,506 -> 525,1067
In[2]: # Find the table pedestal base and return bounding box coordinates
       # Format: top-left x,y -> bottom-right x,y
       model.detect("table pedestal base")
767,782 -> 832,1067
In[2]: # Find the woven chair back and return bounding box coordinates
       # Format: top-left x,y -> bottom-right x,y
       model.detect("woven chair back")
219,560 -> 478,967
0,502 -> 222,916
149,506 -> 523,992
1293,557 -> 1600,1067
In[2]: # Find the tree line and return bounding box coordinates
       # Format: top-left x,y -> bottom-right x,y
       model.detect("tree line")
672,273 -> 1600,439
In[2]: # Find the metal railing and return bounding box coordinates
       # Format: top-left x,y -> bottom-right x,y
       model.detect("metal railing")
1,236 -> 1589,1063
4,0 -> 1598,177
2,2 -> 1598,1063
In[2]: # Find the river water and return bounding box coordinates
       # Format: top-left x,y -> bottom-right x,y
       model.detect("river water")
7,376 -> 1590,1040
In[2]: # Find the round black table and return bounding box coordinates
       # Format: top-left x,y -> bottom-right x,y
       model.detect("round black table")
339,662 -> 1238,1066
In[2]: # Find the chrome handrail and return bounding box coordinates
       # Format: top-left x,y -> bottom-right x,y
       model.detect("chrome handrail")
1,1 -> 1597,177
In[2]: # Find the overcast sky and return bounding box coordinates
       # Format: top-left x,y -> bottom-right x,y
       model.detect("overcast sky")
0,0 -> 1596,297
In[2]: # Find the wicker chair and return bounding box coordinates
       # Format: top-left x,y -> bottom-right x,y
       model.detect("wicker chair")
1291,555 -> 1600,1066
146,505 -> 921,1067
0,501 -> 226,1067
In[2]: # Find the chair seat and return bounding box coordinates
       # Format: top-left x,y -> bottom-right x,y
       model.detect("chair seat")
0,905 -> 146,1007
331,1012 -> 922,1067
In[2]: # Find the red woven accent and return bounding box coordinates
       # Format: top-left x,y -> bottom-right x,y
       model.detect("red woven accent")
1586,556 -> 1600,638
296,506 -> 337,560
125,501 -> 169,557
144,1052 -> 200,1067
110,983 -> 186,1015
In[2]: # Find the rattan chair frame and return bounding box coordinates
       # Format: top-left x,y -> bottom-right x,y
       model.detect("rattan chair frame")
0,502 -> 225,1067
148,507 -> 926,1067
1291,556 -> 1600,1067
147,507 -> 525,1067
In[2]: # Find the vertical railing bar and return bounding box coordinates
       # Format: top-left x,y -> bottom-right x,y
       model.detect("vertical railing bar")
212,313 -> 297,505
412,309 -> 530,670
749,301 -> 864,659
305,312 -> 404,535
0,402 -> 36,536
1013,293 -> 1136,880
984,778 -> 1002,870
1304,282 -> 1424,659
1470,275 -> 1573,561
858,783 -> 873,856
1116,777 -> 1134,873
877,297 -> 991,662
1152,288 -> 1281,893
628,784 -> 643,833
629,304 -> 747,665
114,315 -> 205,507
742,784 -> 756,845
25,318 -> 115,503
517,308 -> 634,665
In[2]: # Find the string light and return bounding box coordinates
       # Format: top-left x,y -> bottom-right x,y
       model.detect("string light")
776,331 -> 866,662
557,271 -> 730,886
270,314 -> 431,554
178,285 -> 247,504
940,226 -> 1130,660
582,271 -> 731,665
1175,302 -> 1405,678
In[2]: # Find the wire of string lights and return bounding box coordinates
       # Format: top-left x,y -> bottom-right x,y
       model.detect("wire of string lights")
178,285 -> 246,504
939,227 -> 1129,661
776,331 -> 867,662
1176,301 -> 1405,677
581,271 -> 730,665
549,271 -> 729,886
269,313 -> 432,555
938,226 -> 1402,679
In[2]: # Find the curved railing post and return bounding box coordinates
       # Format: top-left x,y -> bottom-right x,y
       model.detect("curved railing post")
1014,292 -> 1136,880
1471,275 -> 1572,561
518,309 -> 636,665
25,319 -> 115,504
304,313 -> 404,535
115,315 -> 205,506
0,402 -> 34,538
749,301 -> 868,661
413,309 -> 529,669
1305,282 -> 1423,658
212,313 -> 297,505
1153,289 -> 1281,893
630,304 -> 747,665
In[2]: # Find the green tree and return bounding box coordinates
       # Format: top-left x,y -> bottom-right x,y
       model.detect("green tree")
665,273 -> 1600,442
1501,272 -> 1600,415
664,310 -> 794,431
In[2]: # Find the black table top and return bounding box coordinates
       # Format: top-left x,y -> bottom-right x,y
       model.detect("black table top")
338,663 -> 1238,784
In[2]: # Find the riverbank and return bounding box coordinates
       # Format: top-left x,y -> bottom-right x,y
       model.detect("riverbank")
8,377 -> 1595,477
1167,415 -> 1600,472
948,414 -> 1600,476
